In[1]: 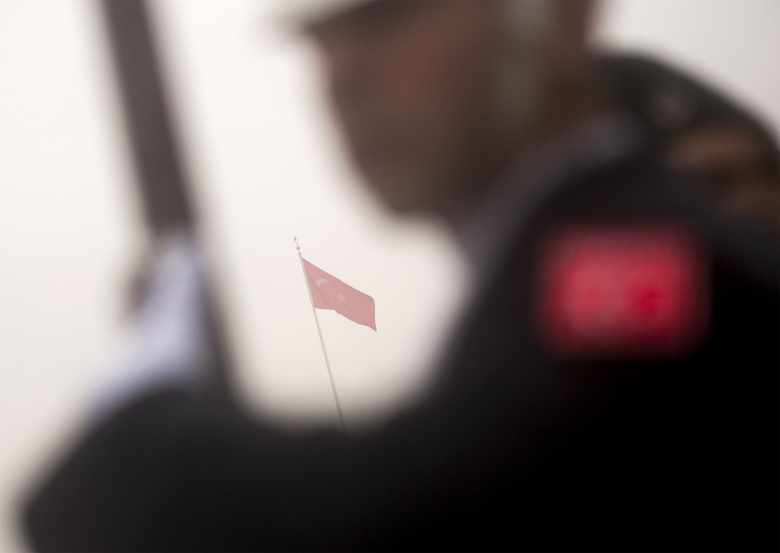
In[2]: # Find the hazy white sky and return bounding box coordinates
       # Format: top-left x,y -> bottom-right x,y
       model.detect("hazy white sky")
1,1 -> 778,551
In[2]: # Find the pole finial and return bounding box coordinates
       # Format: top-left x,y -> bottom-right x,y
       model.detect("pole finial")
294,236 -> 301,253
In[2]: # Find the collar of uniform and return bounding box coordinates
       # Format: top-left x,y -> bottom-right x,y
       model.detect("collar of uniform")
423,112 -> 645,392
455,111 -> 644,294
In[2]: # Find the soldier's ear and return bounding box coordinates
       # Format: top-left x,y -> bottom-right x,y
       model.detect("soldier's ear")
554,0 -> 597,47
552,0 -> 598,29
543,0 -> 598,73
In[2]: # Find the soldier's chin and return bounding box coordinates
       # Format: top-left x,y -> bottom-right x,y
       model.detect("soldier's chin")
350,147 -> 443,215
359,167 -> 434,216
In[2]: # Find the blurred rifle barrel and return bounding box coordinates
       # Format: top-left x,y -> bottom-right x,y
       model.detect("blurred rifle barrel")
98,0 -> 234,399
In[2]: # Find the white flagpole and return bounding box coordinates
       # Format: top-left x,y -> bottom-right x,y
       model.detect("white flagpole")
295,237 -> 346,431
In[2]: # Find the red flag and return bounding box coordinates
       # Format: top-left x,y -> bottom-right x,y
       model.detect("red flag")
303,259 -> 376,331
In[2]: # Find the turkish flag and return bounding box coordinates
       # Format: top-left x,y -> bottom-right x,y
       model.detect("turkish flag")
303,259 -> 376,331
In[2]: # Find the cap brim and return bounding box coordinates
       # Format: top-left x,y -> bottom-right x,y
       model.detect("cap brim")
276,0 -> 377,30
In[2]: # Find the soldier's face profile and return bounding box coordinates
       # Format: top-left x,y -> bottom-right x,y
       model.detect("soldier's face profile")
306,1 -> 520,217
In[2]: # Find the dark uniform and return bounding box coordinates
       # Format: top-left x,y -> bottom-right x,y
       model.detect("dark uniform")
598,52 -> 780,231
598,52 -> 779,148
22,125 -> 779,551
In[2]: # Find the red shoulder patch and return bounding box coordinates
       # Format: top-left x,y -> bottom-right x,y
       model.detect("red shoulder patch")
535,223 -> 709,358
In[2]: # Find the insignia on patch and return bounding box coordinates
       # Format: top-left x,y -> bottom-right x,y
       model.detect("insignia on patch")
535,223 -> 709,358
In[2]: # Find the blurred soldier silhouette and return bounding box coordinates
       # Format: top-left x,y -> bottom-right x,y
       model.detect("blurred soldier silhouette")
21,1 -> 779,551
601,52 -> 780,229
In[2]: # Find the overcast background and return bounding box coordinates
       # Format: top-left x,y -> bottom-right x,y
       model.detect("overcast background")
1,1 -> 778,551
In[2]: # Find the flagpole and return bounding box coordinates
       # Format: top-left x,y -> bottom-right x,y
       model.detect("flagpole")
295,237 -> 347,431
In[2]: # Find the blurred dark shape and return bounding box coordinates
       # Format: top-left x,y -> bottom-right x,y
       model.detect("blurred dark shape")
100,0 -> 235,397
600,52 -> 780,228
20,2 -> 779,551
102,0 -> 192,232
